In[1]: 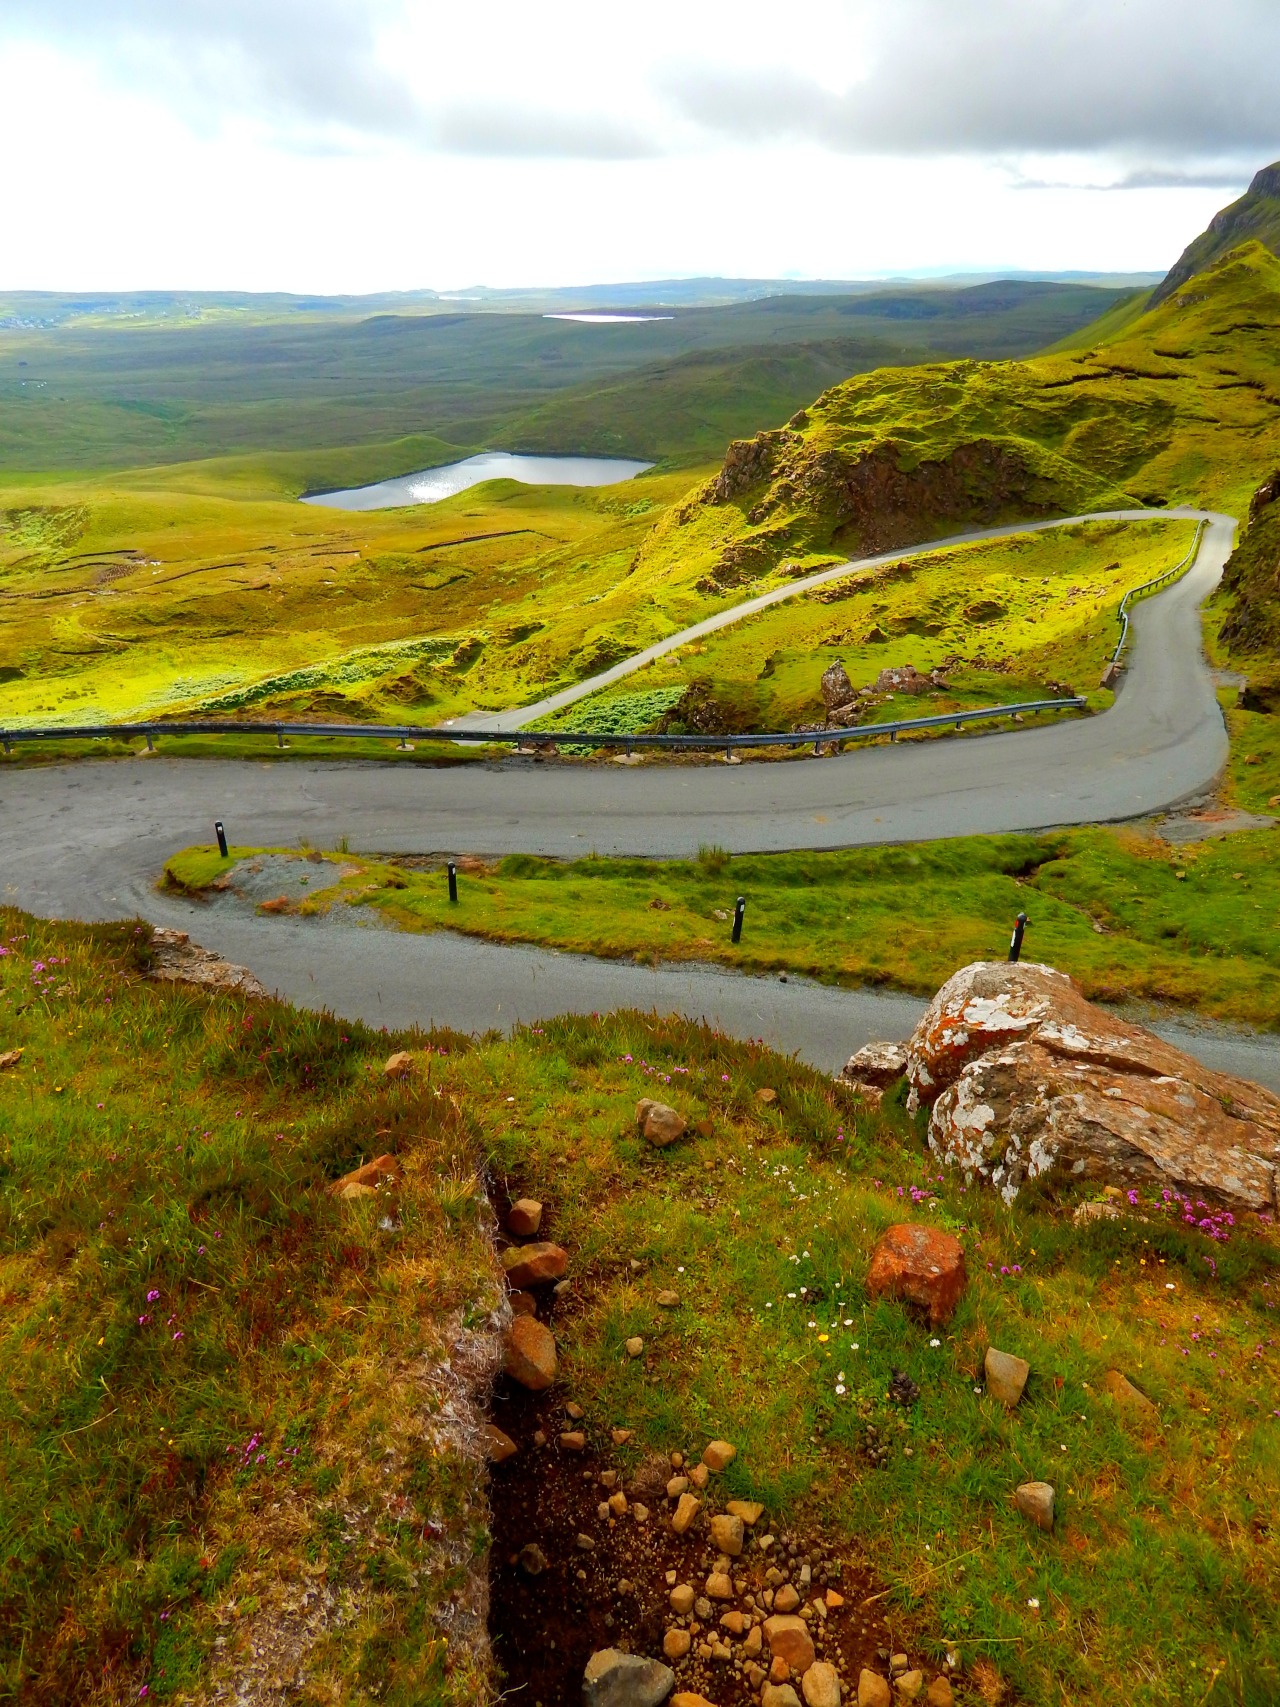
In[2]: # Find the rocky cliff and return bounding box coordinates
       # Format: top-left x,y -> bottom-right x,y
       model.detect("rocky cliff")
1150,160 -> 1280,306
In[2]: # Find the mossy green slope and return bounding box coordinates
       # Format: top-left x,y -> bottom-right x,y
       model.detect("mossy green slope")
631,245 -> 1280,604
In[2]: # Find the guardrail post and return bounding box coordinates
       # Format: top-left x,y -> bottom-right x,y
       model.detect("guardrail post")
277,730 -> 286,749
447,861 -> 458,904
731,896 -> 746,943
215,820 -> 229,859
145,732 -> 154,751
1,738 -> 11,755
1008,911 -> 1028,963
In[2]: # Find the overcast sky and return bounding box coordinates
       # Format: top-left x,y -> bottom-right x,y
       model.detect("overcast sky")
2,0 -> 1276,292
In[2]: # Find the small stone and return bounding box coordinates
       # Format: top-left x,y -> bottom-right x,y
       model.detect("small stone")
611,1428 -> 634,1446
576,1533 -> 596,1551
706,1571 -> 734,1600
710,1513 -> 745,1556
764,1687 -> 803,1707
702,1440 -> 737,1472
328,1153 -> 401,1197
890,1656 -> 908,1675
1015,1480 -> 1055,1531
383,1050 -> 413,1079
668,1475 -> 689,1498
689,1463 -> 709,1489
756,1087 -> 778,1104
636,1098 -> 688,1147
866,1224 -> 967,1326
507,1197 -> 543,1236
924,1679 -> 954,1707
633,1503 -> 650,1523
502,1315 -> 557,1390
726,1499 -> 764,1526
600,1470 -> 618,1488
744,1624 -> 763,1656
670,1583 -> 695,1614
608,1491 -> 628,1516
533,1429 -> 547,1448
895,1672 -> 923,1701
582,1648 -> 675,1707
672,1492 -> 701,1534
763,1615 -> 815,1674
984,1347 -> 1030,1407
670,1451 -> 684,1468
774,1584 -> 800,1613
747,1662 -> 768,1687
803,1662 -> 842,1707
664,1629 -> 692,1660
502,1241 -> 568,1289
824,1590 -> 843,1608
657,1289 -> 680,1307
626,1336 -> 645,1358
518,1543 -> 546,1576
508,1289 -> 536,1316
695,1597 -> 713,1622
485,1424 -> 518,1463
597,1501 -> 611,1520
720,1610 -> 745,1635
560,1431 -> 586,1451
565,1401 -> 585,1420
1104,1368 -> 1158,1413
858,1672 -> 892,1707
770,1656 -> 792,1684
672,1697 -> 719,1707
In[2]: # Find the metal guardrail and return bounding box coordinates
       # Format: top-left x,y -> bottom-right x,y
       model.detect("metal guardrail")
1,697 -> 1087,757
1108,519 -> 1205,669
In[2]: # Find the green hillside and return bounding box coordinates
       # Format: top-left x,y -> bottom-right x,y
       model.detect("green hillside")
632,244 -> 1280,601
1150,162 -> 1280,307
1219,466 -> 1280,707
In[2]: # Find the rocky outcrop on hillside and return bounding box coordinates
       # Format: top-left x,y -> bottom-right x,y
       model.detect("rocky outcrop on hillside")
851,961 -> 1280,1212
1220,466 -> 1280,708
1150,161 -> 1280,307
146,928 -> 267,998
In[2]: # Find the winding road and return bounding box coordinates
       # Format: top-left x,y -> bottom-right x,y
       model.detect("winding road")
5,504 -> 1275,1088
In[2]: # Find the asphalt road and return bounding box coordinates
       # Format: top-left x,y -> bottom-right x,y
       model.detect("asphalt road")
5,503 -> 1275,1088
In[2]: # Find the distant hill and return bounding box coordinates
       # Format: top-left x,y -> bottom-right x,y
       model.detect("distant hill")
1150,161 -> 1280,306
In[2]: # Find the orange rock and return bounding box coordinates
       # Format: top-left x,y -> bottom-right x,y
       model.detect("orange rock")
485,1424 -> 518,1463
763,1614 -> 815,1673
508,1290 -> 537,1316
502,1314 -> 556,1390
866,1224 -> 967,1325
702,1439 -> 737,1471
382,1050 -> 413,1078
501,1241 -> 568,1288
327,1153 -> 401,1197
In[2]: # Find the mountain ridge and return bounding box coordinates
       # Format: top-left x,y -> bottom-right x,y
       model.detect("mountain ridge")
1151,160 -> 1280,306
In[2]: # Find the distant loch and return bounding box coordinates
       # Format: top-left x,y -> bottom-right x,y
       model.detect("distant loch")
302,451 -> 654,511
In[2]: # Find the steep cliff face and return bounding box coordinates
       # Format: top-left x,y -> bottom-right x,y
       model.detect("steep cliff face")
1221,468 -> 1280,709
1150,161 -> 1280,307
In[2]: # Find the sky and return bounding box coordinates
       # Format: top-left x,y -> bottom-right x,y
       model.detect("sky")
2,0 -> 1277,293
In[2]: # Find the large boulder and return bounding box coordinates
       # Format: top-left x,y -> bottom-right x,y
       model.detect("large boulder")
905,962 -> 1280,1211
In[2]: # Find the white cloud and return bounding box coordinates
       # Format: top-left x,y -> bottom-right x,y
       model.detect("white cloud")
0,0 -> 1273,288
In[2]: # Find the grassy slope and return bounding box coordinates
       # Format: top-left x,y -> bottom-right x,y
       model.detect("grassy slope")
630,244 -> 1280,606
4,910 -> 1277,1705
168,826 -> 1280,1031
0,910 -> 499,1706
534,518 -> 1195,735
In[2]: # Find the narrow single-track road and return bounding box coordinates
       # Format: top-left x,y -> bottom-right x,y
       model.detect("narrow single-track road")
5,505 -> 1273,1087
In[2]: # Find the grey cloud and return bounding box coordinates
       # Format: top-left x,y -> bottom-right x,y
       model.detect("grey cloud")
662,0 -> 1280,169
1,0 -> 654,159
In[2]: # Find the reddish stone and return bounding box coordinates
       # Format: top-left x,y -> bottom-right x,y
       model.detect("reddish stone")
501,1241 -> 568,1288
507,1197 -> 544,1236
503,1314 -> 557,1390
865,1224 -> 966,1325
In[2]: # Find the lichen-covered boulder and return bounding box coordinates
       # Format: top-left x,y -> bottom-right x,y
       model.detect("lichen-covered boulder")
905,962 -> 1280,1211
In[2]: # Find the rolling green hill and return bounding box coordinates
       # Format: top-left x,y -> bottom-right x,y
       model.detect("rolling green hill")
632,243 -> 1280,603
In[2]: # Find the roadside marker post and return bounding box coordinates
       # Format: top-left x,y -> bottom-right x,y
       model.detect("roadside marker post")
1008,911 -> 1028,963
732,896 -> 746,943
214,820 -> 229,859
447,861 -> 458,904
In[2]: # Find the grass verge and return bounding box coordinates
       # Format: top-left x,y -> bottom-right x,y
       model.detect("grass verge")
167,824 -> 1280,1031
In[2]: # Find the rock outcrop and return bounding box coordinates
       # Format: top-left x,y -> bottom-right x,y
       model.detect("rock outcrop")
905,961 -> 1280,1211
146,928 -> 266,999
